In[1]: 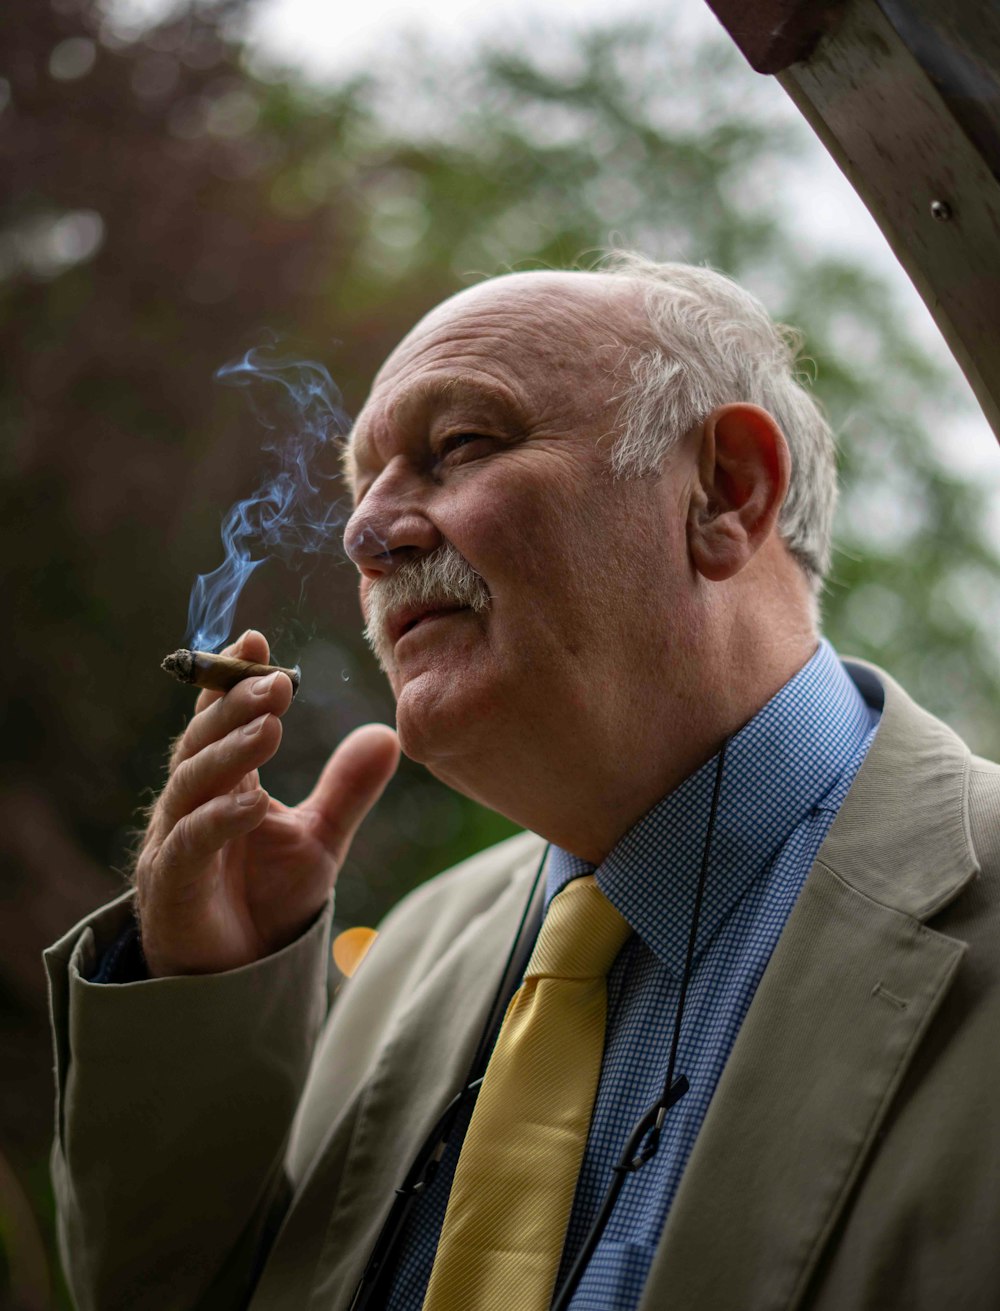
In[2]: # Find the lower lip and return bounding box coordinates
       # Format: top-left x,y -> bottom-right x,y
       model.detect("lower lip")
397,608 -> 466,645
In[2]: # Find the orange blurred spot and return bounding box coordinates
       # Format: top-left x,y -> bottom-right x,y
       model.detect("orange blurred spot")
332,926 -> 378,978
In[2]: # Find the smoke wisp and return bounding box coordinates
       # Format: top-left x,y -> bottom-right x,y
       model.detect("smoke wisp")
185,344 -> 351,652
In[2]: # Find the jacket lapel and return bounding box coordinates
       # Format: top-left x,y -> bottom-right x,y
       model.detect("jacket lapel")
306,840 -> 547,1310
641,662 -> 978,1310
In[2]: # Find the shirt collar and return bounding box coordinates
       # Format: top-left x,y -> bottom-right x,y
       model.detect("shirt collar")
545,640 -> 879,977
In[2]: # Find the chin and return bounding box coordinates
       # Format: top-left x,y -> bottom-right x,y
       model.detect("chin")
393,669 -> 500,774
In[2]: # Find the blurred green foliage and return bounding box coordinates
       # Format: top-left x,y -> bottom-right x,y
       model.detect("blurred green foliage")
2,0 -> 998,1303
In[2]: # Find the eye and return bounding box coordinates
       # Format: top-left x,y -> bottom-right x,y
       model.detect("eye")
435,432 -> 492,463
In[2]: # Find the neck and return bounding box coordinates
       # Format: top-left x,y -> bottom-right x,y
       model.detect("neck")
432,610 -> 818,865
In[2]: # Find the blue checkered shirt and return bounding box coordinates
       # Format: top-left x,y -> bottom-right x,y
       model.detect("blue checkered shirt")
384,641 -> 880,1309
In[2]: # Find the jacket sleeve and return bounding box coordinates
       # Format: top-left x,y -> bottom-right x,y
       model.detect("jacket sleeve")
44,889 -> 333,1311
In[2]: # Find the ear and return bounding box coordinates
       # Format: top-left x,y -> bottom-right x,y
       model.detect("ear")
687,404 -> 790,582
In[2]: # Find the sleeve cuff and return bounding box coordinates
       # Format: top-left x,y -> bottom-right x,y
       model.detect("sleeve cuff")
89,923 -> 148,983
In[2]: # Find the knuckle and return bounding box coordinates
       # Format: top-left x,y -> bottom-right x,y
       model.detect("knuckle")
170,811 -> 202,863
170,753 -> 198,797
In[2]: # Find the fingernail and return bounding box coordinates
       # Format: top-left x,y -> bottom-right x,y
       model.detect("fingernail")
242,715 -> 267,736
252,672 -> 279,695
237,789 -> 262,807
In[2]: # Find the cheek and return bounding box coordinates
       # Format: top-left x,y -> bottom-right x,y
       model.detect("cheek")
440,465 -> 598,583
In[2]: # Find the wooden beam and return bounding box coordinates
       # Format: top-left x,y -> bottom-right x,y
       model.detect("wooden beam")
704,0 -> 847,74
775,0 -> 1000,441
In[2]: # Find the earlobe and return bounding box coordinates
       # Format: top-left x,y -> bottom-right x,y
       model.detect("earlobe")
687,404 -> 790,583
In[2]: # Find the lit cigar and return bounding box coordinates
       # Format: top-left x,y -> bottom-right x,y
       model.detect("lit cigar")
161,649 -> 301,696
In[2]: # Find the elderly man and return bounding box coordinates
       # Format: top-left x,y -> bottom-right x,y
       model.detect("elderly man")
47,256 -> 1000,1311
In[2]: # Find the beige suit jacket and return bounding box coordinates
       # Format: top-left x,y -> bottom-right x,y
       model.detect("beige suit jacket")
46,661 -> 1000,1310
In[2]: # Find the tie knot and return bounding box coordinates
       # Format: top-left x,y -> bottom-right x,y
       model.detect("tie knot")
525,875 -> 632,981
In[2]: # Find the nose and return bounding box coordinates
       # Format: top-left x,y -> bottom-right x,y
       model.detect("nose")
343,466 -> 442,580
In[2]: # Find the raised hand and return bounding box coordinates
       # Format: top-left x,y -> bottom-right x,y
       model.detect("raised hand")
134,630 -> 399,977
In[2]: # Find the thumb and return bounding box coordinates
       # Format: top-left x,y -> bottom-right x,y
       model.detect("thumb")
298,724 -> 400,867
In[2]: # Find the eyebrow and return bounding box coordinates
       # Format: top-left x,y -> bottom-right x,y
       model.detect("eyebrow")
391,374 -> 525,426
344,372 -> 526,488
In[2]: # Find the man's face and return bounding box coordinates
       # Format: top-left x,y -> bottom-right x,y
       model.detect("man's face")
343,272 -> 695,790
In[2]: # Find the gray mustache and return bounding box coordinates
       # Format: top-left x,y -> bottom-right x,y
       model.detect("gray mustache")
364,544 -> 491,667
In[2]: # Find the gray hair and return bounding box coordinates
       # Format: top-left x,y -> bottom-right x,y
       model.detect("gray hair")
601,253 -> 837,588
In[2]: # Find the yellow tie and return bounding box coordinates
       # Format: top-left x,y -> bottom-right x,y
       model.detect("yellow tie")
422,875 -> 632,1311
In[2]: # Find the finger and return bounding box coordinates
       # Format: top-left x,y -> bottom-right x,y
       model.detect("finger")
158,714 -> 283,831
193,629 -> 272,715
172,669 -> 294,770
156,788 -> 270,891
298,724 -> 400,868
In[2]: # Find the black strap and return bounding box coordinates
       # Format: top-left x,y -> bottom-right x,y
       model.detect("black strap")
550,739 -> 729,1310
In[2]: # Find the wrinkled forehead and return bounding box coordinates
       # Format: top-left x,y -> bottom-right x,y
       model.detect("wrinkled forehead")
344,272 -> 648,477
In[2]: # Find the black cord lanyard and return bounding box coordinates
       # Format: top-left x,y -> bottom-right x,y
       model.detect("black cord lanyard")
350,738 -> 729,1311
550,737 -> 728,1310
